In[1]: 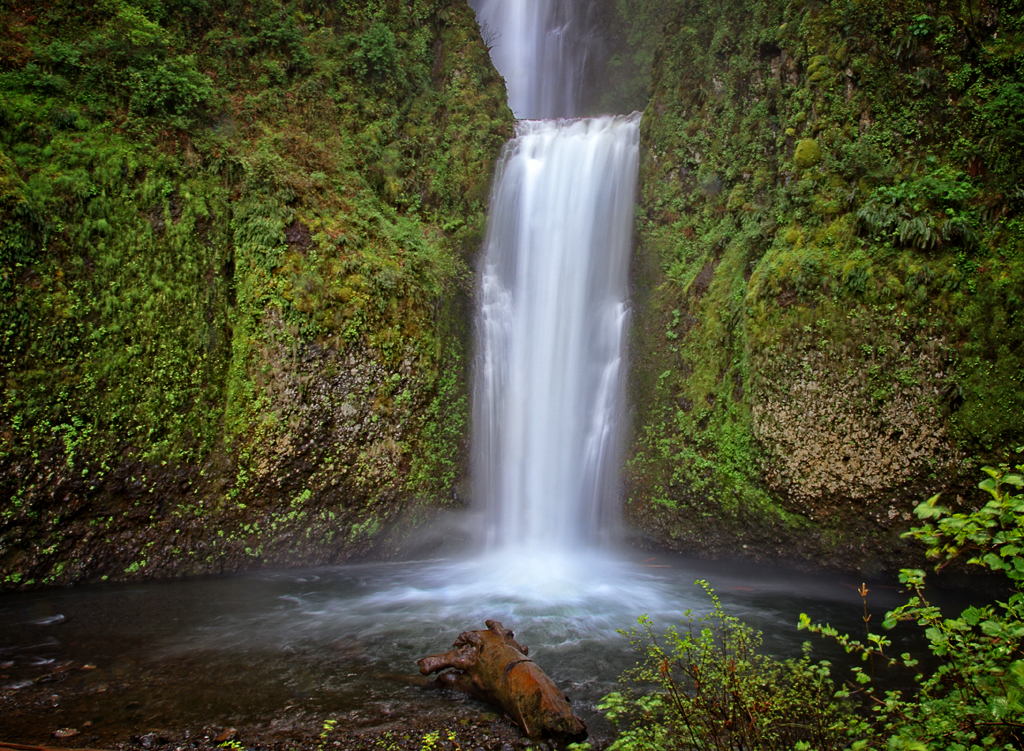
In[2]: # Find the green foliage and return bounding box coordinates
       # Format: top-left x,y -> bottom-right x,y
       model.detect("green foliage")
801,456 -> 1024,749
0,0 -> 512,590
623,0 -> 1024,560
128,54 -> 214,117
416,729 -> 458,751
359,22 -> 398,81
28,0 -> 216,123
857,165 -> 980,251
604,581 -> 855,751
609,462 -> 1024,750
319,717 -> 338,743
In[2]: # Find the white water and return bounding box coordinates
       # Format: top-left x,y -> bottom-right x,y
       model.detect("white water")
474,115 -> 640,552
469,0 -> 642,565
470,0 -> 586,119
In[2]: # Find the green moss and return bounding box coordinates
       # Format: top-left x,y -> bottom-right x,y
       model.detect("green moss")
794,139 -> 822,168
623,0 -> 1024,566
0,0 -> 512,591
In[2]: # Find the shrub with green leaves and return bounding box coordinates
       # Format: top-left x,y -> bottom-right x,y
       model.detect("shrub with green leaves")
605,456 -> 1024,750
602,581 -> 855,751
801,454 -> 1024,750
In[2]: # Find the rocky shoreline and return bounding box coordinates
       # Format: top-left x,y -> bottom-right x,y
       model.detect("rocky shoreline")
0,681 -> 590,751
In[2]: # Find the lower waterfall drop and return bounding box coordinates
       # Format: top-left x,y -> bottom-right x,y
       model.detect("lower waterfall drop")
475,114 -> 641,553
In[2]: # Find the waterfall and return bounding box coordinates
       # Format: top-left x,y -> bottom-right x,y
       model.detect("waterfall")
470,0 -> 586,119
471,1 -> 640,553
474,116 -> 639,550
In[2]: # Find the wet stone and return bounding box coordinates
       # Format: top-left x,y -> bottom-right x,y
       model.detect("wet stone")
53,728 -> 80,738
214,728 -> 238,743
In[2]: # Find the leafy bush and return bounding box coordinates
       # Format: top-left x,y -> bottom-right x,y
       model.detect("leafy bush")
602,581 -> 855,751
361,22 -> 397,81
802,454 -> 1024,750
128,54 -> 213,116
605,457 -> 1024,750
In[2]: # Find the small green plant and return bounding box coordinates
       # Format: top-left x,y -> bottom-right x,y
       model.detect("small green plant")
318,718 -> 337,747
856,166 -> 980,251
602,580 -> 854,750
408,728 -> 460,751
908,14 -> 934,38
801,452 -> 1024,750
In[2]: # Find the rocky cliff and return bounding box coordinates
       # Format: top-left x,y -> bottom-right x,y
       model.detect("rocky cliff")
4,0 -> 1022,588
622,0 -> 1024,572
0,0 -> 512,589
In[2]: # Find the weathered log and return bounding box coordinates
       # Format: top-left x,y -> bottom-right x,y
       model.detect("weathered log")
417,620 -> 587,742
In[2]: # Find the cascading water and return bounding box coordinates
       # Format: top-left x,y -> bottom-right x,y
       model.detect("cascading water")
471,1 -> 640,554
470,0 -> 587,119
475,116 -> 639,551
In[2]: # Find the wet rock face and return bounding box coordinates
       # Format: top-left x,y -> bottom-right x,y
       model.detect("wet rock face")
621,0 -> 1023,570
0,332 -> 467,590
0,0 -> 513,592
245,330 -> 421,504
752,345 -> 956,514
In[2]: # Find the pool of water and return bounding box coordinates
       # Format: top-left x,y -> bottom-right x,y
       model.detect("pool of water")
0,545 -> 935,745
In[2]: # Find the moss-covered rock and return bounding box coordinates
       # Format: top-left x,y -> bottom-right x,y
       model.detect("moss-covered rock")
794,138 -> 822,168
620,0 -> 1024,571
0,0 -> 513,590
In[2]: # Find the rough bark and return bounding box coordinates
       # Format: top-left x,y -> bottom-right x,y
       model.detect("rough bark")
417,620 -> 587,742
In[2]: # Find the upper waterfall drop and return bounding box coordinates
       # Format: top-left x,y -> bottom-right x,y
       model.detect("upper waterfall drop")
470,0 -> 586,119
474,114 -> 640,551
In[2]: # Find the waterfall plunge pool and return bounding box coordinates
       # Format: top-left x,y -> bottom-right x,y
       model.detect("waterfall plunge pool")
0,546 -> 956,747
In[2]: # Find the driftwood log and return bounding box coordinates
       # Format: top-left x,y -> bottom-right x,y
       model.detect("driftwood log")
417,620 -> 587,742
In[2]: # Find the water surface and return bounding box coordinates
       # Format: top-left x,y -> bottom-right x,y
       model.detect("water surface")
0,547 -> 912,744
